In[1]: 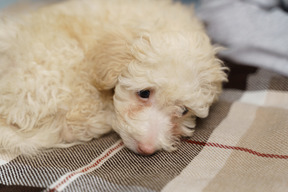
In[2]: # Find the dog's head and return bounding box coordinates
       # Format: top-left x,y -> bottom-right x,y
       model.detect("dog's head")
90,30 -> 227,155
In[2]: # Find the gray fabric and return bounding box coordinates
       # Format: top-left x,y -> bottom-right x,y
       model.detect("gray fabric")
244,0 -> 281,8
197,0 -> 288,76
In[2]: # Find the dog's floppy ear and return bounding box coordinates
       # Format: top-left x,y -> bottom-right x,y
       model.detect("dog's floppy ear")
88,28 -> 135,90
192,55 -> 227,118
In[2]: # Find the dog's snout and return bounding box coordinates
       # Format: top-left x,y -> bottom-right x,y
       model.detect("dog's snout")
137,143 -> 155,156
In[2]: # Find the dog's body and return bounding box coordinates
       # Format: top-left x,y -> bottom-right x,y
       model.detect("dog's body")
0,0 -> 226,155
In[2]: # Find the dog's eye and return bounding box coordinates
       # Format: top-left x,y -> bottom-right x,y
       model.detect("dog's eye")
182,106 -> 189,116
137,90 -> 150,99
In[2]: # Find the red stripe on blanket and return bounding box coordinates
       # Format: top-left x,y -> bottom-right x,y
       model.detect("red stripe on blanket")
49,141 -> 124,192
183,139 -> 288,159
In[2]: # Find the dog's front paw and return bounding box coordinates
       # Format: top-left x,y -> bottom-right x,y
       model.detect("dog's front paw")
181,116 -> 196,137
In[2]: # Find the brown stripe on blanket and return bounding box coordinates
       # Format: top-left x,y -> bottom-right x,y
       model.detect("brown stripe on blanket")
247,69 -> 288,91
269,76 -> 288,91
218,90 -> 244,106
79,101 -> 233,191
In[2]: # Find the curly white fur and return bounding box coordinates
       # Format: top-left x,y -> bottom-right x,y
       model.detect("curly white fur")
0,0 -> 227,155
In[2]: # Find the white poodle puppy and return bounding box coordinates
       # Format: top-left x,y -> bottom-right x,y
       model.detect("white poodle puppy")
0,0 -> 227,155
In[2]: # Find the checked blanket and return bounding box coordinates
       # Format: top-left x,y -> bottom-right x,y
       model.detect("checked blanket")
0,63 -> 288,192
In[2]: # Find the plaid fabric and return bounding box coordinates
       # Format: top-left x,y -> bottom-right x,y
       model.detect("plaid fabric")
0,63 -> 288,192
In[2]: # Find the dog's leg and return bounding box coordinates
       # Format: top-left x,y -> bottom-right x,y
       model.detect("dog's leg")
63,97 -> 113,143
0,116 -> 65,155
0,102 -> 113,155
